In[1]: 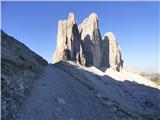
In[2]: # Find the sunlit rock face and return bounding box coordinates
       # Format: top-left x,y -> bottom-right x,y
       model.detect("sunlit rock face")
52,13 -> 81,63
53,12 -> 123,72
78,13 -> 102,67
102,32 -> 123,71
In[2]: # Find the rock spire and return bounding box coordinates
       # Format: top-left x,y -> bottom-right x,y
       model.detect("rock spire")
52,12 -> 81,63
78,13 -> 102,67
52,13 -> 123,71
102,32 -> 123,71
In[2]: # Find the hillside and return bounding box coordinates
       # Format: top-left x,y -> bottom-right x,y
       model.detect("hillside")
1,30 -> 48,120
13,61 -> 160,120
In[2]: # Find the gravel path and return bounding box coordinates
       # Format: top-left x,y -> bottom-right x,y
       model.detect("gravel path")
16,63 -> 160,120
16,64 -> 112,120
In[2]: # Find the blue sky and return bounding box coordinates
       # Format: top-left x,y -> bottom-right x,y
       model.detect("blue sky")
1,1 -> 159,72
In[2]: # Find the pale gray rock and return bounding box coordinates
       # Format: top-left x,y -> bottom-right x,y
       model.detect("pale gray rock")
102,32 -> 123,71
78,13 -> 102,67
52,13 -> 81,63
54,62 -> 160,120
52,13 -> 123,72
16,64 -> 131,120
57,97 -> 66,105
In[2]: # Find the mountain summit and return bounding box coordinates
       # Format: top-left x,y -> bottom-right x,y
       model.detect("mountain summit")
52,13 -> 123,71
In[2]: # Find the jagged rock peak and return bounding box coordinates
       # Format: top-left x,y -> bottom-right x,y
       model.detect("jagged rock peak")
89,12 -> 98,20
104,32 -> 117,43
78,13 -> 102,67
79,12 -> 99,35
102,32 -> 123,71
52,12 -> 123,72
68,12 -> 76,22
52,12 -> 81,63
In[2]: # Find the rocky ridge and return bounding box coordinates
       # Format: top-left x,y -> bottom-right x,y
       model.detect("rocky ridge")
1,30 -> 48,120
54,61 -> 160,120
52,12 -> 123,71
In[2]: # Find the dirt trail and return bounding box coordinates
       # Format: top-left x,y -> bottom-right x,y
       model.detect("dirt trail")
16,64 -> 111,120
16,63 -> 160,120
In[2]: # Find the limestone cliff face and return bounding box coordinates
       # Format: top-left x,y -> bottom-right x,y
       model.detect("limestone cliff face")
102,32 -> 123,71
52,13 -> 123,71
78,13 -> 102,67
52,13 -> 81,63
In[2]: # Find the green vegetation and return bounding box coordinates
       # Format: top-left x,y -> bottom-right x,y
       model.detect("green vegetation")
150,75 -> 160,85
141,73 -> 160,85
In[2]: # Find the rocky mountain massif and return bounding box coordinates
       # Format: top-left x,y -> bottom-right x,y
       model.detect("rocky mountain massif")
53,13 -> 123,71
1,30 -> 48,120
1,13 -> 160,120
